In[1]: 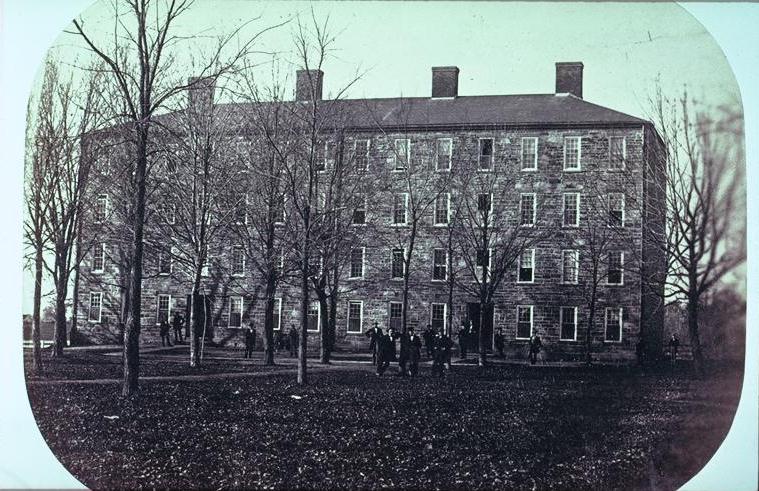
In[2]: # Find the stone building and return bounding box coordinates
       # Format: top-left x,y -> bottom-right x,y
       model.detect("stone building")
77,62 -> 666,362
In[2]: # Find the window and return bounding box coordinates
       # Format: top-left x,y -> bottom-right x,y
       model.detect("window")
478,138 -> 494,170
391,248 -> 405,279
521,137 -> 538,171
436,138 -> 452,171
235,195 -> 248,224
432,249 -> 448,281
229,296 -> 243,328
560,307 -> 577,340
158,248 -> 172,275
564,136 -> 581,171
520,193 -> 536,226
92,242 -> 105,272
609,136 -> 626,170
353,139 -> 370,171
431,303 -> 446,332
605,307 -> 623,342
389,302 -> 403,331
607,251 -> 624,285
393,193 -> 408,225
156,294 -> 171,325
561,250 -> 579,284
88,292 -> 102,322
95,194 -> 108,222
476,248 -> 492,282
308,302 -> 320,332
272,298 -> 282,331
518,248 -> 535,283
352,194 -> 367,225
274,194 -> 286,225
609,193 -> 625,227
349,248 -> 364,279
231,246 -> 245,276
393,139 -> 409,171
477,193 -> 493,216
347,300 -> 364,333
434,193 -> 450,225
563,193 -> 580,227
516,305 -> 533,339
165,204 -> 176,225
317,141 -> 336,172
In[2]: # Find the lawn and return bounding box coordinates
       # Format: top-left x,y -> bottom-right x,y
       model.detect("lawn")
26,358 -> 742,490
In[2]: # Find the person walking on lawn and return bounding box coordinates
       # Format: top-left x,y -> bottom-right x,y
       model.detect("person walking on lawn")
422,324 -> 435,358
159,320 -> 172,347
288,324 -> 299,357
529,333 -> 542,365
494,327 -> 505,358
244,325 -> 255,358
376,330 -> 393,376
172,312 -> 184,343
408,327 -> 422,376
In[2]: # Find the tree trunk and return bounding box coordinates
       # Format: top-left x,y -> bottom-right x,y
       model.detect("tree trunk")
318,293 -> 330,364
298,206 -> 310,385
586,286 -> 597,366
31,244 -> 44,376
122,126 -> 149,397
51,258 -> 68,358
189,293 -> 203,367
263,276 -> 276,366
478,298 -> 488,367
687,290 -> 705,373
70,220 -> 83,345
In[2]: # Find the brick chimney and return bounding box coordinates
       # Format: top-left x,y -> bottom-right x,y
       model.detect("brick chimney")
431,66 -> 459,98
555,62 -> 583,98
187,76 -> 215,112
296,69 -> 324,101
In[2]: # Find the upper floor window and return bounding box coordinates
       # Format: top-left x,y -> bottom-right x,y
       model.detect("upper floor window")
476,248 -> 492,282
317,140 -> 336,172
274,194 -> 286,225
432,249 -> 448,281
436,138 -> 452,171
518,248 -> 535,283
478,138 -> 494,170
563,137 -> 581,171
95,194 -> 108,223
234,194 -> 248,224
391,248 -> 405,279
520,193 -> 536,226
609,136 -> 626,170
607,251 -> 624,285
477,193 -> 493,219
231,246 -> 245,276
563,193 -> 580,227
352,194 -> 367,225
349,247 -> 365,279
393,138 -> 409,171
158,248 -> 172,275
393,193 -> 408,225
353,139 -> 370,171
609,193 -> 625,227
434,193 -> 450,226
561,250 -> 579,284
521,137 -> 538,171
92,242 -> 105,273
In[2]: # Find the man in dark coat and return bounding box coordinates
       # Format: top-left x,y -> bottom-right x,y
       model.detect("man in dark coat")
422,324 -> 435,358
159,320 -> 172,347
376,331 -> 392,376
365,322 -> 381,365
668,334 -> 680,365
288,325 -> 298,357
431,329 -> 449,377
172,311 -> 184,343
457,323 -> 468,359
529,334 -> 542,365
244,325 -> 255,358
387,328 -> 398,362
408,328 -> 422,376
494,327 -> 505,358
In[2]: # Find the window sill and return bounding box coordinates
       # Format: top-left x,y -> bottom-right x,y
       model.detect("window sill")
521,168 -> 537,172
606,283 -> 625,287
603,339 -> 623,344
431,279 -> 447,283
352,223 -> 367,227
520,224 -> 535,228
563,168 -> 582,172
559,338 -> 579,342
516,280 -> 535,285
433,223 -> 449,228
347,277 -> 364,281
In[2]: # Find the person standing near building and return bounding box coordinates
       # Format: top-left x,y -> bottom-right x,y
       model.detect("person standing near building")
397,330 -> 411,377
288,324 -> 298,357
159,320 -> 172,347
409,327 -> 422,376
376,330 -> 392,376
431,329 -> 446,378
365,322 -> 381,365
668,334 -> 680,365
529,333 -> 542,365
494,327 -> 505,358
422,324 -> 434,358
244,325 -> 255,358
172,311 -> 184,343
457,323 -> 468,359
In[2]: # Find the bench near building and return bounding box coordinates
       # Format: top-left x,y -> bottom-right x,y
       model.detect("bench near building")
76,62 -> 666,362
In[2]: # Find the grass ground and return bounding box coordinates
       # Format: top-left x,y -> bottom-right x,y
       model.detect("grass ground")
25,349 -> 742,490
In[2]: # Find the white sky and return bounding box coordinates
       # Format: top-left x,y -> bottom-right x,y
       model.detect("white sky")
1,2 -> 756,490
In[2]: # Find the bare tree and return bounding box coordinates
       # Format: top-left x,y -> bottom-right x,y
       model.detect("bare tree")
649,88 -> 745,371
71,0 -> 276,395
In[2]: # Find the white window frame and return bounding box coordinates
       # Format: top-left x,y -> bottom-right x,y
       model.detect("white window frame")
517,248 -> 535,284
516,305 -> 534,340
609,193 -> 626,227
349,247 -> 365,279
307,302 -> 321,332
389,301 -> 403,331
609,136 -> 627,170
156,293 -> 172,326
477,192 -> 494,222
430,303 -> 447,333
274,194 -> 287,226
436,138 -> 452,172
434,193 -> 450,226
235,194 -> 248,225
228,296 -> 243,328
231,245 -> 246,277
354,139 -> 370,171
393,138 -> 410,171
605,307 -> 623,342
563,136 -> 582,171
561,249 -> 579,284
391,248 -> 405,280
88,292 -> 102,323
432,248 -> 448,282
158,248 -> 173,275
521,137 -> 538,171
606,251 -> 625,286
92,242 -> 105,273
559,306 -> 578,341
392,193 -> 408,226
478,137 -> 494,171
346,300 -> 364,334
272,297 -> 282,331
95,194 -> 108,223
519,193 -> 536,227
562,192 -> 580,227
352,194 -> 368,226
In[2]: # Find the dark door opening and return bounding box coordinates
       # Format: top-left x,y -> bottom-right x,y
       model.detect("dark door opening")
467,302 -> 494,352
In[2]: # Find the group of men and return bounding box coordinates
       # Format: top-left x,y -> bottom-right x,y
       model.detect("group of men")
242,323 -> 300,358
366,323 -> 455,377
159,311 -> 186,347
